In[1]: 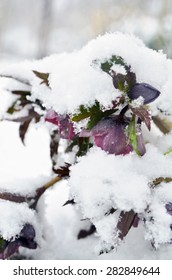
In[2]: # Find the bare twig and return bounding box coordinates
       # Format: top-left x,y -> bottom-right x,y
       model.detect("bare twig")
0,176 -> 62,208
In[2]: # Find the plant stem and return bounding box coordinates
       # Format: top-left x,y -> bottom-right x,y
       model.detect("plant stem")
0,176 -> 62,208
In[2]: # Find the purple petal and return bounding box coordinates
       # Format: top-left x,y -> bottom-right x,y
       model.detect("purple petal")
58,115 -> 75,140
20,224 -> 36,240
166,203 -> 172,215
128,83 -> 160,104
45,110 -> 76,140
98,126 -> 132,155
45,109 -> 59,125
87,116 -> 133,155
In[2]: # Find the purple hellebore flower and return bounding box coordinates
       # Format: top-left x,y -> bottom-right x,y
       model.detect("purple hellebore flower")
45,109 -> 75,140
80,116 -> 132,155
128,83 -> 160,104
80,116 -> 146,156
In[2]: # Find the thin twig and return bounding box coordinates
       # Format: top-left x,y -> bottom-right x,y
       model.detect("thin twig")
30,176 -> 62,209
0,176 -> 62,208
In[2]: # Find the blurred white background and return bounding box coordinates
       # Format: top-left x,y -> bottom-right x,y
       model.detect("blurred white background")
0,0 -> 172,61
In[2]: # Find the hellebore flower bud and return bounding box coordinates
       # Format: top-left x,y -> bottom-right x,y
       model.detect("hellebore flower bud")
45,109 -> 75,140
80,116 -> 133,155
128,83 -> 160,104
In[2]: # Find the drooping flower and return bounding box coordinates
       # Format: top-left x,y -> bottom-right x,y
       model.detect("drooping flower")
128,83 -> 160,104
80,115 -> 146,156
80,116 -> 133,155
45,109 -> 75,140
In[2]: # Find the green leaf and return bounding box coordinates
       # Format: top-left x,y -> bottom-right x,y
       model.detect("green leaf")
33,70 -> 49,86
76,137 -> 93,157
65,136 -> 93,156
164,148 -> 172,156
99,55 -> 136,93
86,101 -> 103,129
72,101 -> 117,131
127,116 -> 140,156
72,105 -> 91,122
100,55 -> 125,74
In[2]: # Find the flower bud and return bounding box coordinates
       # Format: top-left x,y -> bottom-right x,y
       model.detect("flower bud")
80,116 -> 133,155
128,83 -> 160,104
45,110 -> 75,140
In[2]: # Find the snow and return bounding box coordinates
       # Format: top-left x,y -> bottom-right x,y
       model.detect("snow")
68,145 -> 172,249
28,179 -> 172,260
0,32 -> 169,116
38,32 -> 168,114
69,147 -> 150,215
0,121 -> 52,195
0,200 -> 36,240
152,59 -> 172,119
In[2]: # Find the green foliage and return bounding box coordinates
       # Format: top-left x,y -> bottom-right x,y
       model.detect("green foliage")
100,55 -> 126,74
126,116 -> 140,156
72,102 -> 117,130
98,55 -> 136,93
